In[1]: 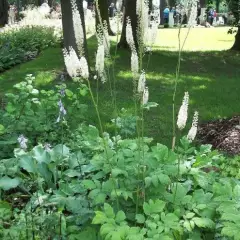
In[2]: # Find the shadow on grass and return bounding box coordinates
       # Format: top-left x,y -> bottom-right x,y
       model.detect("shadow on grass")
1,36 -> 240,146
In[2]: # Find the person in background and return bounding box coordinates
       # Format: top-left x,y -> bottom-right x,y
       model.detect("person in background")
197,4 -> 201,25
163,6 -> 170,24
109,2 -> 115,18
208,8 -> 214,25
171,7 -> 177,25
213,9 -> 217,24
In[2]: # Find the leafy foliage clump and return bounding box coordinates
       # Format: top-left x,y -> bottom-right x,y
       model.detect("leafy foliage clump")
0,125 -> 240,239
0,26 -> 60,72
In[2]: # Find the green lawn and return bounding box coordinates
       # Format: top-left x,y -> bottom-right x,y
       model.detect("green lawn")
1,27 -> 240,147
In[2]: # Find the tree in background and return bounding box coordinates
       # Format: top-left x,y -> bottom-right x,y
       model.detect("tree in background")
95,0 -> 115,36
118,0 -> 138,49
228,0 -> 240,50
61,0 -> 89,61
0,0 -> 9,26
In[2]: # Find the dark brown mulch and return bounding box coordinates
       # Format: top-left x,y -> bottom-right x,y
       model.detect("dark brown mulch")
198,116 -> 240,155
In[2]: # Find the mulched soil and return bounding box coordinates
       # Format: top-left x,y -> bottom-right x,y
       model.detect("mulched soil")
198,116 -> 240,155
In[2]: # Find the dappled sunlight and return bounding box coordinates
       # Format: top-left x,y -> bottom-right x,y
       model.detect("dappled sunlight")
154,27 -> 235,51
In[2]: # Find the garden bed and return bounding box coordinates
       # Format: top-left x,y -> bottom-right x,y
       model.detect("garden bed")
198,116 -> 240,155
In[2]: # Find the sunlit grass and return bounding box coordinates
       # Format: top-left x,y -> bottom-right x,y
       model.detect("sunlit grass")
1,28 -> 240,146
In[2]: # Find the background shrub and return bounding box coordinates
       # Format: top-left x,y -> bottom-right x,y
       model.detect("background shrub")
0,26 -> 60,72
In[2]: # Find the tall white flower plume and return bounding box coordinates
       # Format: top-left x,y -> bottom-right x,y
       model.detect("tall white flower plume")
96,44 -> 105,82
131,51 -> 139,75
138,71 -> 146,93
136,0 -> 145,15
79,56 -> 89,79
142,86 -> 149,105
126,17 -> 135,51
177,92 -> 189,130
187,0 -> 198,27
187,111 -> 198,141
71,0 -> 84,55
63,47 -> 81,78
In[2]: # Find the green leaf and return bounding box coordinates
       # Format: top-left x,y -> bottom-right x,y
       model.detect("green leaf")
32,145 -> 51,164
158,174 -> 171,185
112,168 -> 128,178
0,176 -> 20,190
115,210 -> 126,223
185,212 -> 195,219
136,214 -> 145,224
19,155 -> 36,173
192,217 -> 215,229
64,169 -> 81,178
92,211 -> 107,224
145,177 -> 152,188
0,124 -> 5,135
143,199 -> 166,215
94,193 -> 107,205
82,180 -> 96,190
151,175 -> 159,187
104,203 -> 115,218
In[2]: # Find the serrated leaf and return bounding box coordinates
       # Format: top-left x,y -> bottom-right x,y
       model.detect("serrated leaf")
115,210 -> 126,223
82,180 -> 96,190
0,176 -> 20,190
0,124 -> 5,135
136,214 -> 145,224
151,175 -> 159,187
104,203 -> 115,218
186,212 -> 195,219
192,217 -> 215,229
64,169 -> 81,178
143,199 -> 166,215
92,211 -> 107,224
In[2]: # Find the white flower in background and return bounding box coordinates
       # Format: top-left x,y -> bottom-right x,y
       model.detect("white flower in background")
96,44 -> 105,80
103,21 -> 110,55
177,92 -> 189,130
138,71 -> 146,93
146,22 -> 158,46
79,56 -> 89,79
136,0 -> 145,15
142,87 -> 149,105
71,0 -> 84,56
187,0 -> 198,27
187,111 -> 198,141
63,47 -> 81,78
18,135 -> 28,150
131,51 -> 139,75
126,18 -> 135,51
142,1 -> 149,42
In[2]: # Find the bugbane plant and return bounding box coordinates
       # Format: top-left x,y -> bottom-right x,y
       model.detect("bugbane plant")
71,0 -> 84,56
187,111 -> 198,141
177,92 -> 189,130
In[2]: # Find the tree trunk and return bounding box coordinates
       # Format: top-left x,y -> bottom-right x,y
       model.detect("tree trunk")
61,0 -> 88,58
216,0 -> 220,13
95,0 -> 115,36
231,27 -> 240,51
0,0 -> 9,27
118,0 -> 138,49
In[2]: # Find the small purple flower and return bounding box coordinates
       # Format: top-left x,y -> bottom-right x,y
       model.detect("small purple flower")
59,88 -> 65,97
44,143 -> 51,152
56,100 -> 67,123
58,100 -> 67,115
18,135 -> 28,150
